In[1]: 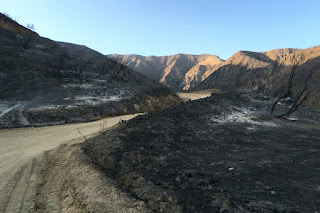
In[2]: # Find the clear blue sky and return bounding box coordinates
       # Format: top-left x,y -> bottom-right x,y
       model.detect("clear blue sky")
2,0 -> 320,59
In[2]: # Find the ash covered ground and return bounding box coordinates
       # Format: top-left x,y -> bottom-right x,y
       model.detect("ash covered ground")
0,85 -> 179,128
84,90 -> 320,212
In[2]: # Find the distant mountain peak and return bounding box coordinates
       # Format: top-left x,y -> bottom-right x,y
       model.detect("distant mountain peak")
110,53 -> 224,90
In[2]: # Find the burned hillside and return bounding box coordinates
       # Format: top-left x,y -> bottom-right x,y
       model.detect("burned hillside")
0,14 -> 179,128
83,90 -> 320,212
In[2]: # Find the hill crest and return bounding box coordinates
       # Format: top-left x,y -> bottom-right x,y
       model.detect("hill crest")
0,13 -> 39,37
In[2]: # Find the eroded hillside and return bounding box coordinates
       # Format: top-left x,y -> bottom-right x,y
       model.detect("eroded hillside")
110,54 -> 224,90
196,46 -> 320,109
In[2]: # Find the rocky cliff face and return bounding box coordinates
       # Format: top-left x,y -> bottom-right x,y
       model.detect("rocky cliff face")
195,46 -> 320,109
110,54 -> 224,90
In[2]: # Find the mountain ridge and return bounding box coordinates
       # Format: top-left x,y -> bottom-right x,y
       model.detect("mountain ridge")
196,46 -> 320,108
109,53 -> 224,90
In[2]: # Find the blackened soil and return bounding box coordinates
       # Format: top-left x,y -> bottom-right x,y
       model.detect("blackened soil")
84,91 -> 320,212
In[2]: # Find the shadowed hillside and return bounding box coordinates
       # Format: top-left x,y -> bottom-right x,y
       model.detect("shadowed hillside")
0,13 -> 180,128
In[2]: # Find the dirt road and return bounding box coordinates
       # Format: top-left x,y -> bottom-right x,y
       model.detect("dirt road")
177,90 -> 212,101
0,114 -> 142,213
0,92 -> 207,213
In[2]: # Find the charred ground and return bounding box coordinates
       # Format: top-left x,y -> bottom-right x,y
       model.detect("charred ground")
84,90 -> 320,212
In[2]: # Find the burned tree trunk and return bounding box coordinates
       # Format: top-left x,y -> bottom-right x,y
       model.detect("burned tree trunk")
271,63 -> 319,118
108,56 -> 130,83
69,63 -> 89,85
98,56 -> 130,83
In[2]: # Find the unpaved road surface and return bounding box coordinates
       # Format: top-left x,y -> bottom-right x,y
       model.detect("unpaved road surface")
177,91 -> 212,101
0,92 -> 203,213
0,114 -> 141,213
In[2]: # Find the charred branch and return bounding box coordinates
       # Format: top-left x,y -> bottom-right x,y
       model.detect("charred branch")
271,63 -> 319,118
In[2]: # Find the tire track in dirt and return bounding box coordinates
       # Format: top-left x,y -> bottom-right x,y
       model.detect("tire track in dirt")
0,113 -> 143,213
0,158 -> 37,213
34,146 -> 70,212
34,142 -> 151,212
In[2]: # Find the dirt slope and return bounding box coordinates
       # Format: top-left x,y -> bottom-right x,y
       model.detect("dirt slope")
110,54 -> 224,90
